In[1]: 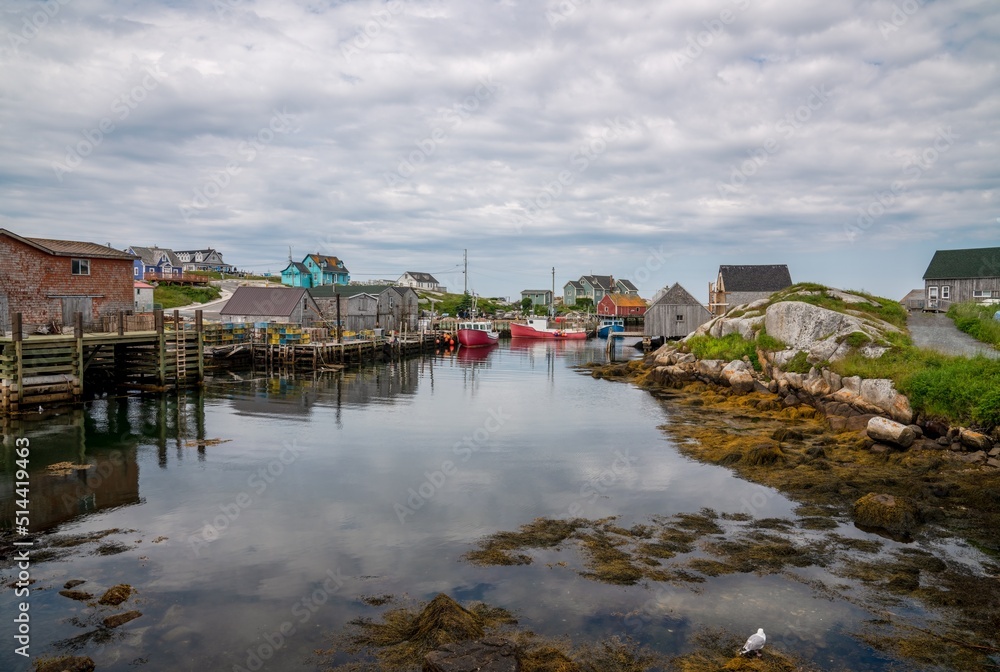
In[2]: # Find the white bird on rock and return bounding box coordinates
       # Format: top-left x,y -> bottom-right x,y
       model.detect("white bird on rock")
740,628 -> 766,657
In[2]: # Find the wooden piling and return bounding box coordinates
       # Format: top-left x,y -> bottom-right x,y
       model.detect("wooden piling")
74,312 -> 84,399
196,310 -> 205,383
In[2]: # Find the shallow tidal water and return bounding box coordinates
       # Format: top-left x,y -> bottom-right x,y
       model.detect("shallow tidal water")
1,340 -> 915,670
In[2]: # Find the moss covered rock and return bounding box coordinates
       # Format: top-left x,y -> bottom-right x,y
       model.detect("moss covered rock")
852,492 -> 921,537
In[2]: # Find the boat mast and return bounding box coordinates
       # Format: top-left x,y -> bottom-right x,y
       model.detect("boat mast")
550,266 -> 555,318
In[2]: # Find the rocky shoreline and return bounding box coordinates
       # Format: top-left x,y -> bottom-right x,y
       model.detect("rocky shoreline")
646,344 -> 999,468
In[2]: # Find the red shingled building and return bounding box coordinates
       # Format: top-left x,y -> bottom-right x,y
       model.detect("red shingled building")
0,228 -> 137,333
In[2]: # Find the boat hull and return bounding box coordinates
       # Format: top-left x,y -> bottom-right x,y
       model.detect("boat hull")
457,328 -> 499,347
597,324 -> 625,338
509,322 -> 588,339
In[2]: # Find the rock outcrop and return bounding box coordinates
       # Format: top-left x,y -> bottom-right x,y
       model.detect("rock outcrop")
852,492 -> 921,537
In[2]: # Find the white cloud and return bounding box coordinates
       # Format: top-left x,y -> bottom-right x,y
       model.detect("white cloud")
1,0 -> 997,298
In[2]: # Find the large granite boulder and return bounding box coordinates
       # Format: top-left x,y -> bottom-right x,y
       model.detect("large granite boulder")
866,417 -> 916,449
764,300 -> 888,362
852,492 -> 921,537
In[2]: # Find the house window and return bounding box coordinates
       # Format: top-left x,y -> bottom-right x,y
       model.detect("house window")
72,259 -> 90,275
941,286 -> 950,300
928,286 -> 938,300
676,314 -> 685,322
973,290 -> 990,299
134,266 -> 139,276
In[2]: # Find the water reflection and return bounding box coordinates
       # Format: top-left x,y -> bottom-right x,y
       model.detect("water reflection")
0,343 -> 911,671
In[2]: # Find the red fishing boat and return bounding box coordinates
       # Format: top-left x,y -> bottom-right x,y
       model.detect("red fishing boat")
509,317 -> 588,339
456,320 -> 500,347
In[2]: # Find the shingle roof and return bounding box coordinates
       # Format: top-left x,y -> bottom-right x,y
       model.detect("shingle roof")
309,284 -> 388,298
616,278 -> 638,291
923,247 -> 1000,280
652,283 -> 704,307
404,271 -> 439,283
131,246 -> 181,266
582,275 -> 614,290
719,265 -> 792,292
0,229 -> 137,260
221,287 -> 307,316
521,289 -> 551,295
604,293 -> 647,307
565,280 -> 584,289
283,261 -> 309,274
307,254 -> 348,272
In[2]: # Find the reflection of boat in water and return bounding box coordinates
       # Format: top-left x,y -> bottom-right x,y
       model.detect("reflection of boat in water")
597,317 -> 625,338
456,343 -> 496,363
510,317 -> 588,339
456,320 -> 499,347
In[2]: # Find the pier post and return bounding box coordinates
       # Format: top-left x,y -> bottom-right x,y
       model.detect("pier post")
117,310 -> 124,336
12,313 -> 22,412
74,312 -> 84,399
156,309 -> 166,388
196,310 -> 204,384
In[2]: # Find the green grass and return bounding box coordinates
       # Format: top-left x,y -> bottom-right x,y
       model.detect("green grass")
685,333 -> 760,370
948,302 -> 1000,348
783,351 -> 811,373
154,285 -> 221,309
762,283 -> 908,330
833,346 -> 1000,428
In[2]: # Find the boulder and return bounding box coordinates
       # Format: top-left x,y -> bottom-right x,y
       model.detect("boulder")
728,370 -> 755,394
764,300 -> 889,362
960,429 -> 992,452
852,492 -> 921,537
695,359 -> 725,380
35,657 -> 96,672
958,451 -> 988,465
866,417 -> 916,449
424,638 -> 520,672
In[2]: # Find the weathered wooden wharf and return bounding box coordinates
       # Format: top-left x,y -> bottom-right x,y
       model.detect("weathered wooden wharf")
605,331 -> 650,358
0,309 -> 441,415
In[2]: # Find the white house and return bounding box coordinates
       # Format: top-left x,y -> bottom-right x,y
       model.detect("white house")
397,272 -> 445,293
134,281 -> 154,312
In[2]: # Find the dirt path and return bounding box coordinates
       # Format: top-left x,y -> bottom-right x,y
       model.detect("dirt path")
907,310 -> 1000,359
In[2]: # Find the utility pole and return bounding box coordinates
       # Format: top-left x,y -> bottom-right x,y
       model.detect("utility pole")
463,249 -> 468,295
551,266 -> 555,317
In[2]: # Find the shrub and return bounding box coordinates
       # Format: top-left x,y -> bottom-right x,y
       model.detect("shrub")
685,333 -> 760,370
783,351 -> 812,373
947,302 -> 1000,348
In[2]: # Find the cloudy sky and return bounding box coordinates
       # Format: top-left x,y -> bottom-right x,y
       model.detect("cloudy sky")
2,0 -> 997,300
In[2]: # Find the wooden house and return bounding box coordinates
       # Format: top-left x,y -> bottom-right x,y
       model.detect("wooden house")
378,286 -> 420,332
645,283 -> 712,339
280,254 -> 350,288
597,293 -> 647,317
922,247 -> 1000,312
563,274 -> 638,306
220,286 -> 323,326
175,248 -> 233,273
309,285 -> 382,332
521,289 -> 552,308
708,264 -> 792,315
563,280 -> 585,306
134,281 -> 155,312
127,246 -> 182,280
397,272 -> 444,293
900,289 -> 925,311
0,229 -> 136,333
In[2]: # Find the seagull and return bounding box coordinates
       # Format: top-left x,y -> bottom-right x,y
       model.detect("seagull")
740,628 -> 766,657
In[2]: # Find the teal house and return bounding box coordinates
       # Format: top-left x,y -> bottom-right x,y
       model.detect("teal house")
281,254 -> 350,288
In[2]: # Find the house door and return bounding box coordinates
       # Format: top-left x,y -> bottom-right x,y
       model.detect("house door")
0,293 -> 8,335
61,297 -> 93,326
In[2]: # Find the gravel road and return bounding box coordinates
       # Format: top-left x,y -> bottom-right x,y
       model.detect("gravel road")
906,311 -> 1000,359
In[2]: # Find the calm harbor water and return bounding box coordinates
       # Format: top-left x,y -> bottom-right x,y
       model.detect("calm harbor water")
2,340 -> 910,670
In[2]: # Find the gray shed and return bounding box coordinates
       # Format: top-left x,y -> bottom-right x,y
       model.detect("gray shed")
645,283 -> 712,339
220,286 -> 323,325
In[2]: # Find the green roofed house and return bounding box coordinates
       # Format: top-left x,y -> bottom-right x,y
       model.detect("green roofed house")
922,247 -> 1000,312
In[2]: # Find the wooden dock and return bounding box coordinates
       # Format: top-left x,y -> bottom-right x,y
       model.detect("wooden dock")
0,310 -> 205,414
605,331 -> 649,357
247,333 -> 438,371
